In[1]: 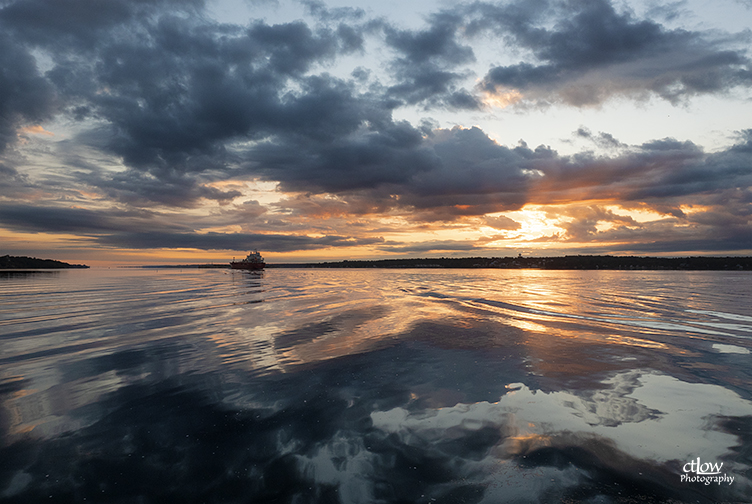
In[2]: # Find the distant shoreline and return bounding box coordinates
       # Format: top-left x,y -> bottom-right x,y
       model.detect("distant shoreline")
0,255 -> 89,269
139,255 -> 752,271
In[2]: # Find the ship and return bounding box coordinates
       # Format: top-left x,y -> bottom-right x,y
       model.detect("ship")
230,250 -> 265,270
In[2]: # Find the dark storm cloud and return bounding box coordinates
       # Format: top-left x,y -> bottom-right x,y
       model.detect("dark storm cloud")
252,126 -> 544,212
410,127 -> 542,198
86,17 -> 347,171
0,203 -> 182,234
341,127 -> 554,219
0,32 -> 57,153
0,0 -> 203,50
249,119 -> 437,192
625,134 -> 752,200
254,125 -> 752,227
385,13 -> 473,66
1,0 -> 372,202
97,231 -> 384,251
475,0 -> 751,105
0,163 -> 34,197
0,203 -> 382,251
84,168 -> 244,208
383,12 -> 481,109
525,132 -> 752,206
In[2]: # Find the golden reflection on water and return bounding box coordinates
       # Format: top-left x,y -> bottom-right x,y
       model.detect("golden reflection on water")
604,334 -> 668,349
45,268 -> 746,387
497,317 -> 550,334
279,293 -> 464,365
3,268 -> 752,434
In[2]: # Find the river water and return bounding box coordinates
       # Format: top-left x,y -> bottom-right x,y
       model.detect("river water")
1,268 -> 751,503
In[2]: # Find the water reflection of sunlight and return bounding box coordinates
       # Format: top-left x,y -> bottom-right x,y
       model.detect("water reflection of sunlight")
499,317 -> 550,334
274,288 -> 464,366
208,323 -> 284,372
604,335 -> 668,349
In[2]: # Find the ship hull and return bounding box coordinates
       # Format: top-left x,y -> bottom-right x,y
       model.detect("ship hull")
229,262 -> 265,270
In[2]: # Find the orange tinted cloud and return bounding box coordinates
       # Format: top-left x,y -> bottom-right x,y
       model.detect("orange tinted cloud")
19,125 -> 54,136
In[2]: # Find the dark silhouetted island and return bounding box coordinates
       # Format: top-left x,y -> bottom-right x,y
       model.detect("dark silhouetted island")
268,255 -> 752,270
0,255 -> 89,269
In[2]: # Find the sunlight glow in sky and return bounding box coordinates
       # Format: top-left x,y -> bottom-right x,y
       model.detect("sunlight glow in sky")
0,0 -> 750,265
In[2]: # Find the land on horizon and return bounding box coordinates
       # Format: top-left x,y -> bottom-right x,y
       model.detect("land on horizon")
5,254 -> 751,271
139,255 -> 752,271
0,255 -> 89,269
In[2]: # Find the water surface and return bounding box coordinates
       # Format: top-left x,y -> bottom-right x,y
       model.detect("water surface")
1,268 -> 751,502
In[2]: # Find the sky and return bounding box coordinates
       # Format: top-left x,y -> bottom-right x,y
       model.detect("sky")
0,0 -> 751,266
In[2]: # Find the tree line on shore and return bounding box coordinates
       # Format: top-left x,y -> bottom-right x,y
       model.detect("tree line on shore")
0,255 -> 89,269
271,255 -> 752,270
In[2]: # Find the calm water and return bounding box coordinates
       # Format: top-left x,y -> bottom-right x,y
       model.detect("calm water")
1,268 -> 751,503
